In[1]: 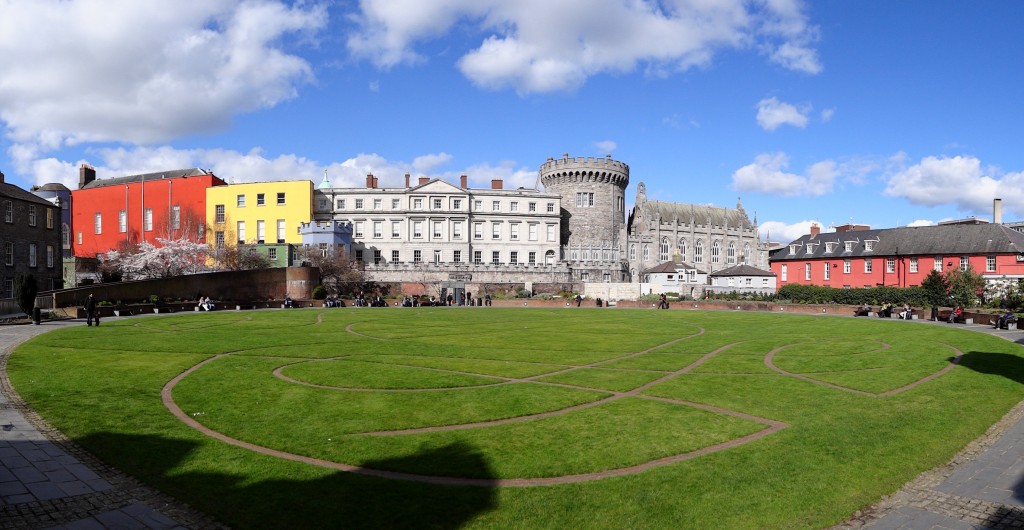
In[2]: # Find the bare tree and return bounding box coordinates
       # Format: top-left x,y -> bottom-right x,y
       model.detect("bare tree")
299,246 -> 367,296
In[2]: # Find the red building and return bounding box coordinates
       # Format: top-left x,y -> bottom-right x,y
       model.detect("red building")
71,165 -> 225,258
770,222 -> 1024,290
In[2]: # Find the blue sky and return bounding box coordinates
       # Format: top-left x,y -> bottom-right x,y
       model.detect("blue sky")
1,0 -> 1023,243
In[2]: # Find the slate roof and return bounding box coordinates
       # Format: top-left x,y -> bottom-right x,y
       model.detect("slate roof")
642,260 -> 702,275
770,224 -> 1024,262
636,199 -> 754,229
80,168 -> 213,190
709,264 -> 776,277
0,180 -> 55,207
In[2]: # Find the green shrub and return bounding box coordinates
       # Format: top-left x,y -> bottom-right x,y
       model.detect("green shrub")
14,273 -> 37,315
311,285 -> 327,299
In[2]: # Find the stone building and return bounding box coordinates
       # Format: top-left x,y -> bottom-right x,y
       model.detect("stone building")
1,171 -> 63,295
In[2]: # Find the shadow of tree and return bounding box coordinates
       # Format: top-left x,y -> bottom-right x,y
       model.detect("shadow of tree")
953,351 -> 1024,387
76,432 -> 498,529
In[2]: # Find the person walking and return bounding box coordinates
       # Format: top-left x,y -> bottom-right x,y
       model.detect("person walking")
84,293 -> 99,327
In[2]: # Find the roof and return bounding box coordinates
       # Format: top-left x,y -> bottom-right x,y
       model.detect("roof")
30,183 -> 70,192
80,168 -> 214,190
770,224 -> 1024,262
0,181 -> 56,208
642,260 -> 702,275
635,200 -> 754,229
709,264 -> 775,277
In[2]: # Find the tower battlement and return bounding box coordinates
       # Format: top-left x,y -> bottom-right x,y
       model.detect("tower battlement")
540,154 -> 629,189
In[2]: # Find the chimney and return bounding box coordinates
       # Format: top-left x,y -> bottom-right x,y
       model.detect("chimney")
460,174 -> 468,188
372,175 -> 379,188
418,177 -> 429,185
365,173 -> 375,189
491,178 -> 503,190
404,173 -> 410,188
994,198 -> 1003,224
79,164 -> 96,189
809,223 -> 820,237
0,171 -> 4,183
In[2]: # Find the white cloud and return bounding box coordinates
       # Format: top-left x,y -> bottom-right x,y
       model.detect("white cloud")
0,1 -> 325,153
732,152 -> 836,196
348,0 -> 821,93
412,152 -> 454,173
755,97 -> 810,131
595,140 -> 617,154
820,107 -> 835,122
883,155 -> 1024,219
759,219 -> 820,244
906,219 -> 936,227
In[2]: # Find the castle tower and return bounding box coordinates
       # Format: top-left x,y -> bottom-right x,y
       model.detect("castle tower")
540,153 -> 630,281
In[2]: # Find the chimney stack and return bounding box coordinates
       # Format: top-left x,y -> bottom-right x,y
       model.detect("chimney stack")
0,171 -> 4,184
460,174 -> 468,188
404,173 -> 410,188
809,223 -> 820,237
418,177 -> 429,185
491,178 -> 503,190
365,173 -> 375,189
79,164 -> 96,189
994,198 -> 1003,224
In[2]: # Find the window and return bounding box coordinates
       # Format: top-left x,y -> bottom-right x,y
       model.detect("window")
547,202 -> 555,213
473,251 -> 482,264
934,256 -> 943,272
453,199 -> 462,209
354,221 -> 364,238
257,193 -> 265,206
576,192 -> 594,207
28,205 -> 36,226
659,237 -> 669,262
373,221 -> 383,238
277,220 -> 286,243
237,194 -> 246,207
711,241 -> 721,264
413,250 -> 422,263
474,200 -> 482,211
355,199 -> 364,209
452,221 -> 462,240
2,279 -> 11,299
823,262 -> 830,280
433,250 -> 442,264
392,221 -> 401,238
28,244 -> 37,267
629,244 -> 636,261
492,251 -> 500,264
694,240 -> 703,263
581,272 -> 589,282
886,258 -> 895,273
413,198 -> 423,210
3,242 -> 12,265
492,222 -> 501,239
528,223 -> 538,241
119,210 -> 127,233
171,205 -> 181,230
413,221 -> 423,238
374,250 -> 383,264
510,201 -> 518,212
392,250 -> 400,263
805,263 -> 811,280
433,198 -> 442,209
987,255 -> 996,272
46,208 -> 53,229
432,221 -> 442,238
453,250 -> 462,263
337,198 -> 346,209
960,256 -> 969,271
276,193 -> 286,205
844,259 -> 851,273
743,243 -> 750,264
237,221 -> 246,243
215,205 -> 225,223
355,250 -> 363,262
3,200 -> 11,223
62,224 -> 69,248
94,212 -> 102,234
643,245 -> 650,262
510,223 -> 519,240
864,259 -> 873,273
825,242 -> 836,253
392,199 -> 400,209
910,257 -> 919,273
781,264 -> 788,281
546,224 -> 556,242
144,208 -> 153,231
373,199 -> 382,210
257,220 -> 266,243
728,242 -> 736,265
528,202 -> 536,212
46,245 -> 54,268
268,248 -> 277,261
77,232 -> 82,245
492,201 -> 500,212
474,222 -> 484,240
845,241 -> 854,252
510,251 -> 518,265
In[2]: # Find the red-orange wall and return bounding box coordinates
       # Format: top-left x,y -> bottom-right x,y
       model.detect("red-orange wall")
771,254 -> 1024,289
71,174 -> 225,258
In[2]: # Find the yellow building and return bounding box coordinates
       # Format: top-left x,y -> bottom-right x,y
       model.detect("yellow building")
206,180 -> 314,249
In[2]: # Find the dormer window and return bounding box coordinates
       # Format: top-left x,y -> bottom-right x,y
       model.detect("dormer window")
806,243 -> 816,254
789,244 -> 799,255
825,242 -> 836,253
844,241 -> 854,252
865,240 -> 875,251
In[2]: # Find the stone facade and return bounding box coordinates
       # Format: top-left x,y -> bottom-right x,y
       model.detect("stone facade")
1,171 -> 63,295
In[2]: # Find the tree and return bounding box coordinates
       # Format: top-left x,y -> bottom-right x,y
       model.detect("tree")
14,273 -> 38,315
946,265 -> 985,309
214,245 -> 271,271
920,269 -> 949,309
105,237 -> 211,279
300,246 -> 367,296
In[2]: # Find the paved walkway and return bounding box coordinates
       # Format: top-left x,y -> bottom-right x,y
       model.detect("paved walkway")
4,314 -> 1024,528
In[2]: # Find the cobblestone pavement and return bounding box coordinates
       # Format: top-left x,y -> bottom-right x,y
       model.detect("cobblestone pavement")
5,315 -> 1024,529
0,318 -> 223,530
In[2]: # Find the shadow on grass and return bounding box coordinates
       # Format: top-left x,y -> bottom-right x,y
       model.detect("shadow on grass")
77,432 -> 498,529
953,351 -> 1024,387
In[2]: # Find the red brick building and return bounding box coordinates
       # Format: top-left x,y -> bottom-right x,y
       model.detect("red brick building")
769,222 -> 1024,290
71,165 -> 225,258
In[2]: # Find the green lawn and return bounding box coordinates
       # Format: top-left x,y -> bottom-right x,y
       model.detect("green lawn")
9,308 -> 1024,529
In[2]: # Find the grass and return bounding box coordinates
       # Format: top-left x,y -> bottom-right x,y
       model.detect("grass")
9,308 -> 1024,529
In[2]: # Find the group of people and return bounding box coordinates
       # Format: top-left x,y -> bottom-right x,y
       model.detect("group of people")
657,293 -> 670,309
197,296 -> 216,311
324,294 -> 343,307
854,303 -> 913,319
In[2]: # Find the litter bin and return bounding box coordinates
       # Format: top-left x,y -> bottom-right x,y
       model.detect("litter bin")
32,307 -> 41,325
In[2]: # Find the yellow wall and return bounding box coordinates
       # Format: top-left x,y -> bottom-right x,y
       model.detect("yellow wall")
206,181 -> 313,245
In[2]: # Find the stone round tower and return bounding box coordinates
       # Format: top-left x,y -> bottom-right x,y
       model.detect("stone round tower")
540,153 -> 629,249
